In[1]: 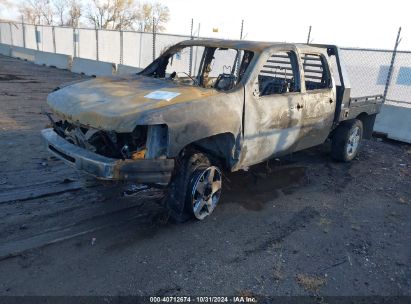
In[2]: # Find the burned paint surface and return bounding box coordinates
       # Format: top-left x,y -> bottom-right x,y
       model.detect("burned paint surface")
47,75 -> 219,132
47,73 -> 244,159
46,39 -> 381,175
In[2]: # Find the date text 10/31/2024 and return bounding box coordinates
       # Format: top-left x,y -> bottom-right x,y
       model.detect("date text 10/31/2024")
149,296 -> 258,303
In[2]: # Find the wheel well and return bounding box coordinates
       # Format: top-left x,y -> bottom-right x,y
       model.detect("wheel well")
356,112 -> 377,139
180,133 -> 237,169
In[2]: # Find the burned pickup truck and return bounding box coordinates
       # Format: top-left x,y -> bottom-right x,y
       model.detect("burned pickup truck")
42,39 -> 383,221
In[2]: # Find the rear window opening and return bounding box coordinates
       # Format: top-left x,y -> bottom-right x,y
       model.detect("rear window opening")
300,53 -> 332,90
141,45 -> 254,92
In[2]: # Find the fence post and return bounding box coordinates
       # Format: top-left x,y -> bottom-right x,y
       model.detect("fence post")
306,25 -> 312,44
120,30 -> 123,64
383,27 -> 402,103
21,17 -> 26,48
52,26 -> 56,53
152,17 -> 156,62
35,25 -> 39,51
95,28 -> 99,61
73,28 -> 77,57
77,29 -> 80,58
9,22 -> 13,46
189,18 -> 193,76
139,32 -> 143,68
193,23 -> 201,74
236,20 -> 244,75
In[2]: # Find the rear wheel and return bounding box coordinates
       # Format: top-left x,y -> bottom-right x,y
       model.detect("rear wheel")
164,151 -> 223,222
331,119 -> 363,162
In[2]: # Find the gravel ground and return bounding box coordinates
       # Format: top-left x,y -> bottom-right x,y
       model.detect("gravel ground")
0,55 -> 410,298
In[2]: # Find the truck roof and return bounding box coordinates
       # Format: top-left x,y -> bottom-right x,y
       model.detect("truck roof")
178,39 -> 337,53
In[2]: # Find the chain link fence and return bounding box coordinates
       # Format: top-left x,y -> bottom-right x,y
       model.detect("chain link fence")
340,48 -> 411,105
0,21 -> 410,105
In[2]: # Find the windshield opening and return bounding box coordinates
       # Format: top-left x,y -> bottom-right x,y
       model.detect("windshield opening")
140,45 -> 254,92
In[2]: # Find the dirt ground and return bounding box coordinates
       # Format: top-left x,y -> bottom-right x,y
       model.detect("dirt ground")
0,54 -> 410,298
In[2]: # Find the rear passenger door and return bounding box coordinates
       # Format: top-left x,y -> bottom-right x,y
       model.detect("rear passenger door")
295,52 -> 336,151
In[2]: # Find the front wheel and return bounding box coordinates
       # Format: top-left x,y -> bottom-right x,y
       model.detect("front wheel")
190,166 -> 222,220
164,151 -> 223,222
331,119 -> 363,162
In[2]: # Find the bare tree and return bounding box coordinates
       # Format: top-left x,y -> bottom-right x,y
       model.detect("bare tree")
19,1 -> 41,24
86,0 -> 169,31
67,0 -> 82,27
86,0 -> 112,29
86,0 -> 139,30
115,0 -> 140,30
137,2 -> 169,32
49,0 -> 82,27
39,0 -> 54,25
16,0 -> 169,30
19,0 -> 54,25
52,0 -> 66,26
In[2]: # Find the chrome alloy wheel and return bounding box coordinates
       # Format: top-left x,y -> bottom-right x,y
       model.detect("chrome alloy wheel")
347,126 -> 361,157
191,166 -> 222,220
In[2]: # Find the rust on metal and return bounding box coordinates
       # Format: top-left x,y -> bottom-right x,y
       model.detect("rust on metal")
44,39 -> 382,182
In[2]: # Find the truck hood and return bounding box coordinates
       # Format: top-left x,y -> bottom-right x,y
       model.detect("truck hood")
47,75 -> 218,131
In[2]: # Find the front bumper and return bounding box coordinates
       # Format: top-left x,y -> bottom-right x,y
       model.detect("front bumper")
41,128 -> 174,185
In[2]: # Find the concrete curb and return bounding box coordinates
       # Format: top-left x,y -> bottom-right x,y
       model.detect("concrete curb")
10,46 -> 36,61
117,64 -> 143,75
375,103 -> 411,144
0,43 -> 11,56
71,57 -> 116,77
34,51 -> 72,70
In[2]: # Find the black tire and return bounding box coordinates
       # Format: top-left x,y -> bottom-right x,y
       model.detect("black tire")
331,119 -> 363,162
164,150 -> 221,222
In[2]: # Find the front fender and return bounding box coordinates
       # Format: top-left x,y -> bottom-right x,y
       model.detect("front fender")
133,89 -> 244,158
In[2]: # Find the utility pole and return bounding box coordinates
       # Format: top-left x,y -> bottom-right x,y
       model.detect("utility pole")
383,27 -> 402,103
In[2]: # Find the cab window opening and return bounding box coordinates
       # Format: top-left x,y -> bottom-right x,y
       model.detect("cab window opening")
141,45 -> 254,92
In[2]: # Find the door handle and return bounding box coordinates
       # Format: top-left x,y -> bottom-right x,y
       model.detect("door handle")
297,103 -> 304,110
329,98 -> 334,104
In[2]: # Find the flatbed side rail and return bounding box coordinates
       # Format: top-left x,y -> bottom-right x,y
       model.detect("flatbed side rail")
349,94 -> 384,106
